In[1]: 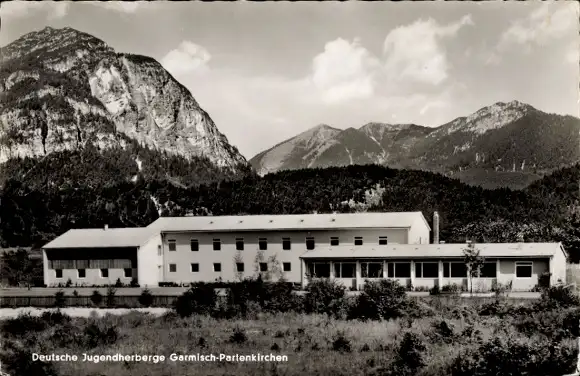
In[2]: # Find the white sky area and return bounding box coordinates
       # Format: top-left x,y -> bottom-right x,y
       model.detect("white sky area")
2,1 -> 579,158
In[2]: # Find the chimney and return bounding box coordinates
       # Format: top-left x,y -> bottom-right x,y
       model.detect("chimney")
433,211 -> 440,245
104,224 -> 108,231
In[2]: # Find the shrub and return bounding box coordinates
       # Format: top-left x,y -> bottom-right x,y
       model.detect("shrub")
378,332 -> 427,376
130,278 -> 139,287
90,290 -> 103,306
429,284 -> 440,295
40,310 -> 71,326
65,278 -> 72,288
0,340 -> 58,376
229,326 -> 248,344
538,272 -> 552,290
539,284 -> 580,308
441,283 -> 462,294
173,285 -> 217,317
115,278 -> 123,288
449,336 -> 577,376
83,322 -> 119,349
303,279 -> 346,316
431,319 -> 456,343
351,279 -> 408,321
138,288 -> 154,307
331,331 -> 352,352
54,290 -> 66,308
106,286 -> 117,307
1,313 -> 46,337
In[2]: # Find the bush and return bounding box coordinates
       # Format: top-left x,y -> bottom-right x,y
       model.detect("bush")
539,284 -> 580,308
449,336 -> 577,376
351,279 -> 409,321
54,290 -> 66,308
229,326 -> 248,344
106,286 -> 117,307
173,285 -> 217,317
83,322 -> 119,349
0,340 -> 58,376
139,288 -> 154,307
1,313 -> 46,337
304,279 -> 347,316
115,278 -> 123,288
332,330 -> 352,352
377,332 -> 427,376
90,290 -> 103,306
130,278 -> 139,287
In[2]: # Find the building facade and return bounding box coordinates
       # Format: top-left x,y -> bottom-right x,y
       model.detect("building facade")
42,212 -> 567,291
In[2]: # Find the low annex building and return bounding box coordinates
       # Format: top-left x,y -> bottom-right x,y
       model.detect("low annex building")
41,212 -> 568,291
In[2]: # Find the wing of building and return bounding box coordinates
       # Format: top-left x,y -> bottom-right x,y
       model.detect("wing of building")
41,211 -> 568,291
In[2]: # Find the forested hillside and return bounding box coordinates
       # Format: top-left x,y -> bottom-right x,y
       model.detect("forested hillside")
1,164 -> 578,259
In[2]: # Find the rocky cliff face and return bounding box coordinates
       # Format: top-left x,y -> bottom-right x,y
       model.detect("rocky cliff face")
0,27 -> 248,171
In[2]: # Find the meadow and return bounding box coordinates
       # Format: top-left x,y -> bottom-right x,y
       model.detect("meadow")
1,279 -> 579,376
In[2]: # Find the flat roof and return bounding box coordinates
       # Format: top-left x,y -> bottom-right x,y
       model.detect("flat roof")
147,212 -> 429,232
300,243 -> 565,259
43,228 -> 154,249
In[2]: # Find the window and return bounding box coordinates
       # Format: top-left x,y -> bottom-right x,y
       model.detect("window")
415,262 -> 438,278
443,262 -> 467,278
306,237 -> 315,250
330,237 -> 340,246
354,237 -> 363,246
236,263 -> 244,272
78,269 -> 86,278
283,262 -> 291,272
235,238 -> 244,251
259,262 -> 268,272
334,262 -> 356,278
308,262 -> 330,278
387,262 -> 411,278
213,239 -> 221,251
168,240 -> 176,251
157,245 -> 162,256
479,262 -> 497,278
213,263 -> 221,272
259,238 -> 267,250
190,239 -> 199,252
361,262 -> 383,278
100,269 -> 109,278
379,236 -> 388,245
282,238 -> 291,250
169,264 -> 177,273
191,263 -> 199,273
124,268 -> 132,278
516,262 -> 533,278
55,269 -> 63,279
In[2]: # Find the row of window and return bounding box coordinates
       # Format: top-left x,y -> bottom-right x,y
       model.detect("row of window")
54,268 -> 133,279
308,261 -> 534,279
168,262 -> 292,273
166,236 -> 389,252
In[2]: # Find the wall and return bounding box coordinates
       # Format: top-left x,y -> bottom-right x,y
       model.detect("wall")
407,216 -> 431,244
137,234 -> 162,287
497,258 -> 549,291
161,228 -> 408,284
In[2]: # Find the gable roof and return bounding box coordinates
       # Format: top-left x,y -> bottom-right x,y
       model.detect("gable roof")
300,242 -> 565,259
146,212 -> 429,233
43,228 -> 155,249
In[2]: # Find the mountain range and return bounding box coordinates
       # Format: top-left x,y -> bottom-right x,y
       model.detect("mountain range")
250,101 -> 580,189
0,26 -> 250,187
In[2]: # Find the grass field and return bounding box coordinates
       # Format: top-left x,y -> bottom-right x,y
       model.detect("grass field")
1,295 -> 578,376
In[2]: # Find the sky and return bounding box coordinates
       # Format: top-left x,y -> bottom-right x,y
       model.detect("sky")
1,1 -> 579,159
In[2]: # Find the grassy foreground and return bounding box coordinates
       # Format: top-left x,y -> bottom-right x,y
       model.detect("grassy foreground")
2,279 -> 580,376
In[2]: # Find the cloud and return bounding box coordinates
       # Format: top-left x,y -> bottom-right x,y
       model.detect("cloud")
311,38 -> 380,104
89,2 -> 141,13
1,1 -> 69,19
498,2 -> 579,51
382,15 -> 473,87
161,41 -> 212,77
